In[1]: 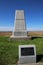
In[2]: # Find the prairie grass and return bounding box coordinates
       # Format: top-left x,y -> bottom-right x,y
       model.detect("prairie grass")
0,36 -> 43,65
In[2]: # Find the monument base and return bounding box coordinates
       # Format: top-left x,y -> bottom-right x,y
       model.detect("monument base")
17,61 -> 43,65
18,57 -> 36,64
10,36 -> 31,41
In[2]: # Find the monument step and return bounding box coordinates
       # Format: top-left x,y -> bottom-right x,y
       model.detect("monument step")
9,36 -> 31,41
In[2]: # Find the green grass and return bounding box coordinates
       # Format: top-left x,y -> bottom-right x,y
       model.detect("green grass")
0,36 -> 43,65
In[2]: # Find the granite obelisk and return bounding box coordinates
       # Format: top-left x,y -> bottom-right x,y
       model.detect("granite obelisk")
10,10 -> 27,38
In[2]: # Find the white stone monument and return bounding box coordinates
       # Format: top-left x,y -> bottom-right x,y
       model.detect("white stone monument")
10,10 -> 31,40
10,10 -> 27,38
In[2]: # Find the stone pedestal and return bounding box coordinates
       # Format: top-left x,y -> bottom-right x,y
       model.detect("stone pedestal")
10,36 -> 31,41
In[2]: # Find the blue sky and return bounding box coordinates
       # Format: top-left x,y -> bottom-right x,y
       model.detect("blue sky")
0,0 -> 43,31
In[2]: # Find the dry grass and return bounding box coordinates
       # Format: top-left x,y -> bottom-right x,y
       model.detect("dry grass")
0,31 -> 12,36
28,31 -> 43,37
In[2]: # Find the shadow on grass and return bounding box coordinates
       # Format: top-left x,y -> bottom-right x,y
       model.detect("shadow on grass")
32,37 -> 43,40
36,54 -> 43,62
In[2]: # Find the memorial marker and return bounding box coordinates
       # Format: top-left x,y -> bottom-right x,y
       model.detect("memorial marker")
10,10 -> 31,40
19,45 -> 36,64
10,10 -> 27,38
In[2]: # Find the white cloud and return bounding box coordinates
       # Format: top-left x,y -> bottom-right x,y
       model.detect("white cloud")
0,27 -> 13,31
27,27 -> 43,31
0,27 -> 43,31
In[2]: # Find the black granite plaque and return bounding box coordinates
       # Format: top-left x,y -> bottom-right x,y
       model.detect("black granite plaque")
21,47 -> 34,56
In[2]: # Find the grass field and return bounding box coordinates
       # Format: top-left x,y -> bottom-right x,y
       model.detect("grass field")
0,36 -> 43,65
